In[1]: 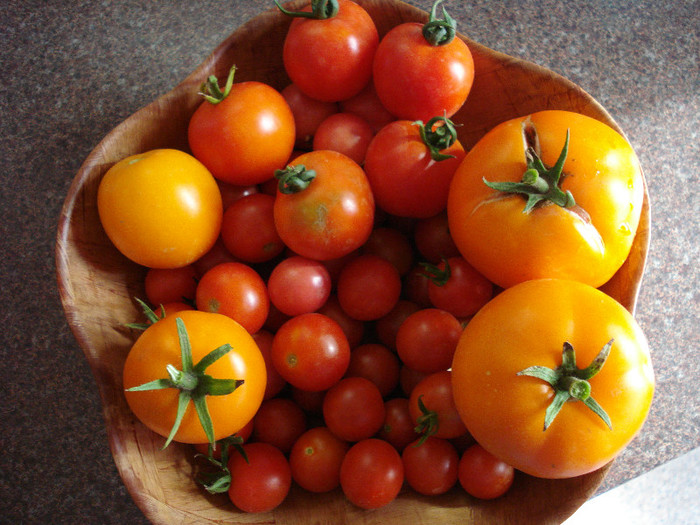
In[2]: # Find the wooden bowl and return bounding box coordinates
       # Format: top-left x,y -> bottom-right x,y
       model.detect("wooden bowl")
56,1 -> 650,523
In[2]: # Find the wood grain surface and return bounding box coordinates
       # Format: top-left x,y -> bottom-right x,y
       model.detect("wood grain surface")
55,1 -> 649,523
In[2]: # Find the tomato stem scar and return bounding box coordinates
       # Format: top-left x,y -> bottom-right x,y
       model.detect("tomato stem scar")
198,65 -> 236,105
422,0 -> 457,46
274,0 -> 339,20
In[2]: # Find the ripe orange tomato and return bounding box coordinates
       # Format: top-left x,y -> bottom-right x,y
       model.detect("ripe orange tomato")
188,69 -> 295,186
447,110 -> 645,289
123,310 -> 266,445
97,149 -> 222,269
451,279 -> 655,479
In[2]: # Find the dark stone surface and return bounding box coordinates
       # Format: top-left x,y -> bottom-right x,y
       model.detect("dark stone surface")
1,1 -> 697,522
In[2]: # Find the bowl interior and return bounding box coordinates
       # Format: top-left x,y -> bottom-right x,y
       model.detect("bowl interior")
56,1 -> 648,524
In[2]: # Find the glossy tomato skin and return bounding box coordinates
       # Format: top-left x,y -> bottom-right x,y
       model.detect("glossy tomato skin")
97,149 -> 222,269
188,81 -> 295,185
282,0 -> 379,102
123,310 -> 266,444
458,443 -> 515,500
447,110 -> 645,289
451,279 -> 655,479
402,436 -> 459,496
373,23 -> 474,122
289,426 -> 350,493
273,150 -> 375,261
364,120 -> 466,218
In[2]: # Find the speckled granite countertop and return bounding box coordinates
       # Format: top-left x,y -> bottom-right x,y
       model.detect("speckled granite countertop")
1,1 -> 697,522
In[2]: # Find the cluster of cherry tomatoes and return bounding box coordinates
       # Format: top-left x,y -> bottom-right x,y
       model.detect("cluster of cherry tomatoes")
99,0 -> 654,516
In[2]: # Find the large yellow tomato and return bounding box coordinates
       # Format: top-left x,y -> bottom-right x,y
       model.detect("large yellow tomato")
447,110 -> 644,289
123,310 -> 266,445
451,279 -> 654,479
97,148 -> 223,268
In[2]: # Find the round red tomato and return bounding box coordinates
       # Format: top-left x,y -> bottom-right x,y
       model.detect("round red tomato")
458,443 -> 515,499
253,398 -> 307,454
227,442 -> 291,513
313,112 -> 374,165
364,118 -> 466,218
336,254 -> 401,321
144,264 -> 197,306
423,256 -> 494,318
402,436 -> 459,496
409,370 -> 467,441
323,377 -> 386,442
273,150 -> 375,261
123,310 -> 266,445
279,0 -> 379,102
344,343 -> 400,398
195,262 -> 269,334
281,82 -> 338,149
220,193 -> 284,263
396,308 -> 463,374
271,312 -> 351,392
267,255 -> 332,316
372,3 -> 474,121
451,278 -> 655,478
289,427 -> 350,493
340,439 -> 404,509
188,68 -> 295,185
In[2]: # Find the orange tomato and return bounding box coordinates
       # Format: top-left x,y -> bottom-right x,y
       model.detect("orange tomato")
447,110 -> 645,289
451,279 -> 654,479
97,148 -> 222,269
123,310 -> 266,445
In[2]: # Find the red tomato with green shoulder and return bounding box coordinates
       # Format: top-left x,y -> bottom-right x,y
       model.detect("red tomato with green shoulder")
364,116 -> 465,218
372,0 -> 474,122
187,67 -> 295,185
276,0 -> 379,102
451,278 -> 655,479
123,310 -> 266,446
273,150 -> 375,261
97,148 -> 222,269
447,110 -> 645,289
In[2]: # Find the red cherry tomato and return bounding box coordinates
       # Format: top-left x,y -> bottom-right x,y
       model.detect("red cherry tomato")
267,256 -> 332,316
252,330 -> 287,400
344,343 -> 400,398
340,439 -> 404,509
144,265 -> 197,306
396,308 -> 463,374
220,193 -> 284,263
340,80 -> 396,133
289,427 -> 350,493
253,398 -> 307,454
414,211 -> 460,263
279,0 -> 379,102
195,262 -> 269,334
372,2 -> 474,121
271,313 -> 351,392
361,227 -> 414,276
375,300 -> 421,350
227,442 -> 291,513
458,444 -> 515,500
402,436 -> 459,496
409,370 -> 467,440
323,377 -> 386,442
378,397 -> 418,452
313,112 -> 374,165
337,254 -> 401,321
281,82 -> 338,149
423,256 -> 494,318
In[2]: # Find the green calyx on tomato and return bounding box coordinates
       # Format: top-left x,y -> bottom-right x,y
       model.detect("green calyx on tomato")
518,339 -> 613,431
194,435 -> 248,494
483,123 -> 576,213
274,0 -> 339,20
413,394 -> 439,446
419,257 -> 451,286
275,164 -> 317,194
422,0 -> 457,46
124,297 -> 165,331
125,317 -> 244,448
415,115 -> 459,161
198,65 -> 236,104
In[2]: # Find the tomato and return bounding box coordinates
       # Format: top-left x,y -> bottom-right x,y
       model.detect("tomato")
144,264 -> 197,306
375,300 -> 420,350
451,278 -> 655,478
195,262 -> 269,334
253,398 -> 307,454
447,110 -> 645,289
458,444 -> 515,500
187,67 -> 295,186
377,398 -> 417,452
281,82 -> 338,149
227,442 -> 291,513
252,330 -> 287,400
344,343 -> 400,398
191,238 -> 238,277
273,150 -> 375,261
361,227 -> 414,276
364,118 -> 465,218
409,370 -> 467,441
271,312 -> 351,392
123,310 -> 266,445
422,256 -> 494,318
372,1 -> 474,122
402,437 -> 459,496
323,377 -> 386,442
220,193 -> 284,263
313,112 -> 374,165
413,211 -> 460,263
267,255 -> 332,316
289,427 -> 350,493
317,295 -> 365,348
216,180 -> 258,210
396,308 -> 462,374
97,149 -> 222,269
278,0 -> 379,102
340,438 -> 404,509
339,80 -> 395,134
336,254 -> 402,321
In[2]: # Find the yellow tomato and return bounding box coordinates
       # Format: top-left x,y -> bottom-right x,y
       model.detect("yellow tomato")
97,148 -> 222,268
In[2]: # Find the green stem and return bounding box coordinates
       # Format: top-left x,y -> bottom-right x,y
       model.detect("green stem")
517,340 -> 614,431
274,0 -> 339,19
422,0 -> 457,46
415,115 -> 459,161
274,164 -> 317,194
419,257 -> 451,286
483,124 -> 576,213
198,65 -> 236,104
